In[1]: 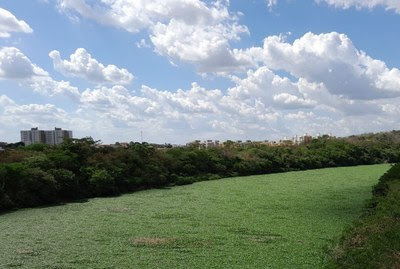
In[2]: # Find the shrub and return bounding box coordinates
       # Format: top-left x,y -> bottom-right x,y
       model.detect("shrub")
49,169 -> 79,199
175,176 -> 196,186
22,167 -> 58,205
89,168 -> 118,196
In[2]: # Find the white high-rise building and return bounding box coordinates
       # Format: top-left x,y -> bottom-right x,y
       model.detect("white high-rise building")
44,130 -> 55,145
20,127 -> 73,146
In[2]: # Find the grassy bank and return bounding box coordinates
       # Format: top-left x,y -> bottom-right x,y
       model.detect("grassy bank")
327,163 -> 400,268
0,165 -> 389,268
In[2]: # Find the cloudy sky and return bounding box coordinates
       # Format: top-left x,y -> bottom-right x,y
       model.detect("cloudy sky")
0,0 -> 399,144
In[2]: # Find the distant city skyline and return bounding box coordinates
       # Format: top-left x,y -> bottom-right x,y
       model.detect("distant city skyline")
2,127 -> 334,145
0,1 -> 399,144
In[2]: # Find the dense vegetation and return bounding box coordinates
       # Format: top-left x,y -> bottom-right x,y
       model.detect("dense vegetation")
328,163 -> 400,268
1,130 -> 399,211
0,165 -> 387,268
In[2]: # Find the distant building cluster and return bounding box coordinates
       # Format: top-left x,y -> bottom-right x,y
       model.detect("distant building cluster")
186,134 -> 335,149
186,140 -> 221,149
95,142 -> 180,149
95,142 -> 130,149
20,127 -> 73,146
11,128 -> 334,149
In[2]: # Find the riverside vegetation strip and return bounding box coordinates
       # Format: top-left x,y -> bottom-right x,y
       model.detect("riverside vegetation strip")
0,164 -> 389,269
327,163 -> 400,268
2,131 -> 400,212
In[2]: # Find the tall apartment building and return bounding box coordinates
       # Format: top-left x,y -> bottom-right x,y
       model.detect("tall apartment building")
20,127 -> 73,146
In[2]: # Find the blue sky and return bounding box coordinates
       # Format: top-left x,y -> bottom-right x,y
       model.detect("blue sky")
0,0 -> 399,144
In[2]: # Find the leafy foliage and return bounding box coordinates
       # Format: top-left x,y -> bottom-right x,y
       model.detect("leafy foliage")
0,131 -> 400,211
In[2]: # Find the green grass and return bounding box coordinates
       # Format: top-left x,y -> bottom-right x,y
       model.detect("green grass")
327,164 -> 400,269
0,164 -> 389,269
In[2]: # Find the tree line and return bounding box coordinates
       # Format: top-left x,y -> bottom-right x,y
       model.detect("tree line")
1,131 -> 400,211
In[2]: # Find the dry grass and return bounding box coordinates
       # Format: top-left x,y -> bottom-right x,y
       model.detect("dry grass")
130,237 -> 175,247
16,248 -> 36,256
388,251 -> 400,269
248,235 -> 282,243
348,233 -> 366,248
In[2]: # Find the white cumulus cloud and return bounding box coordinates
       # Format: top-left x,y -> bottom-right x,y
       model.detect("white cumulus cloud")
0,47 -> 80,100
49,48 -> 134,85
268,0 -> 400,14
0,95 -> 72,132
0,8 -> 33,38
1,63 -> 400,143
0,47 -> 46,79
29,76 -> 80,101
74,65 -> 400,143
317,0 -> 400,14
151,19 -> 249,73
273,93 -> 317,109
250,32 -> 400,100
76,66 -> 321,142
57,0 -> 250,73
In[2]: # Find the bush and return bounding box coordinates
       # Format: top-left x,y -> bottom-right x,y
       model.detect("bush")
175,176 -> 196,186
89,168 -> 118,196
0,163 -> 28,209
22,167 -> 58,206
49,169 -> 80,199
